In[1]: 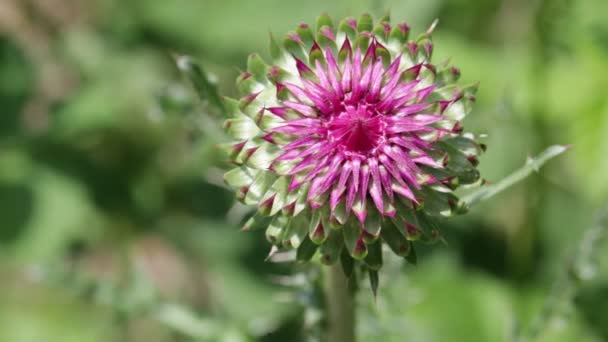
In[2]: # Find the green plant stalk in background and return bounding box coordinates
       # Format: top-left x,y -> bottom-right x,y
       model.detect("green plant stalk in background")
521,203 -> 608,341
324,264 -> 356,342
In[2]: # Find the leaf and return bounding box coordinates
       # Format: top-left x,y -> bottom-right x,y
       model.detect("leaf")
283,212 -> 308,248
316,13 -> 334,32
344,222 -> 367,260
241,212 -> 272,231
224,166 -> 256,188
364,240 -> 383,270
460,145 -> 569,209
296,236 -> 318,262
175,55 -> 225,114
265,216 -> 288,244
368,269 -> 379,299
340,249 -> 354,278
405,242 -> 417,265
156,304 -> 221,339
320,229 -> 343,265
381,220 -> 410,256
357,14 -> 373,33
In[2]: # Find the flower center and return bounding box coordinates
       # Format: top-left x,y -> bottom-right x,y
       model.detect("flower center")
326,105 -> 385,155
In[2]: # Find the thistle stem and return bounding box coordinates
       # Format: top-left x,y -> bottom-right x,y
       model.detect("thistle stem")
324,264 -> 356,342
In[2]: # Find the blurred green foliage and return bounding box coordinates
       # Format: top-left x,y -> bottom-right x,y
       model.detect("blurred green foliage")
0,0 -> 607,341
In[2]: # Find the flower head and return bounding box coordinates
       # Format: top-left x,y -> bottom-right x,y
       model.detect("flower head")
223,14 -> 483,268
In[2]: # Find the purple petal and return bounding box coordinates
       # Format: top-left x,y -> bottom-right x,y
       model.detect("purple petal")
346,18 -> 357,30
394,103 -> 432,116
351,47 -> 363,99
392,183 -> 417,202
293,57 -> 314,78
360,164 -> 370,204
277,141 -> 322,161
320,26 -> 335,41
316,154 -> 345,197
346,159 -> 361,212
283,101 -> 316,116
282,136 -> 318,150
366,58 -> 385,101
412,155 -> 440,167
382,146 -> 421,188
416,85 -> 436,101
286,82 -> 331,114
288,33 -> 304,44
359,58 -> 374,91
324,47 -> 343,98
314,59 -> 334,94
381,79 -> 419,102
368,158 -> 384,214
330,160 -> 353,211
363,41 -> 377,62
266,107 -> 287,118
378,153 -> 407,188
378,165 -> 393,201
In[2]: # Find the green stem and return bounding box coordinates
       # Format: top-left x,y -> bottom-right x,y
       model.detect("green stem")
324,264 -> 356,342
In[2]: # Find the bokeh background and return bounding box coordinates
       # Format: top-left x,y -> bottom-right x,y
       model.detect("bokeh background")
1,0 -> 607,341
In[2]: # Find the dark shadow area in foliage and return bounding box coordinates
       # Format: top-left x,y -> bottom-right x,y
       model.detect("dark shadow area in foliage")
459,225 -> 509,277
436,0 -> 502,42
27,132 -> 152,220
166,181 -> 233,220
575,285 -> 608,340
238,226 -> 293,277
0,36 -> 33,136
261,309 -> 305,342
0,183 -> 34,243
456,221 -> 544,280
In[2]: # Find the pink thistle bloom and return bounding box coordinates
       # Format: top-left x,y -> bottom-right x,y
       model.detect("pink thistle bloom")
223,14 -> 483,268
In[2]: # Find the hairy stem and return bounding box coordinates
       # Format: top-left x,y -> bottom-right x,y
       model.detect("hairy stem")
324,264 -> 356,342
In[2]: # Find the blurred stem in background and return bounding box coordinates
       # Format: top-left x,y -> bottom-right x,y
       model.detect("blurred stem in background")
323,264 -> 355,342
521,202 -> 608,341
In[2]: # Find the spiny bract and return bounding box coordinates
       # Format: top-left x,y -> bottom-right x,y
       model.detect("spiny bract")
222,14 -> 483,270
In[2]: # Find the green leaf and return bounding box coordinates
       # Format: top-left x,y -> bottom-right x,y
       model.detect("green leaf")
269,32 -> 282,60
362,203 -> 382,242
296,236 -> 318,262
357,14 -> 373,33
156,304 -> 221,339
244,171 -> 275,205
241,212 -> 272,231
381,220 -> 411,256
310,207 -> 329,244
175,55 -> 225,114
460,145 -> 569,208
246,53 -> 269,82
368,269 -> 379,299
344,222 -> 367,260
364,240 -> 383,270
269,177 -> 289,216
247,142 -> 280,170
283,212 -> 308,248
224,114 -> 261,140
265,215 -> 288,244
224,166 -> 255,188
338,18 -> 357,43
405,242 -> 417,265
340,249 -> 354,278
296,24 -> 315,50
320,229 -> 343,265
316,13 -> 334,32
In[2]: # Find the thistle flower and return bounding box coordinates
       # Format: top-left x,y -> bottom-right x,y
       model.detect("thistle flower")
223,14 -> 483,270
